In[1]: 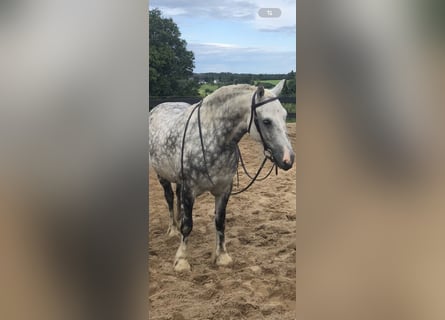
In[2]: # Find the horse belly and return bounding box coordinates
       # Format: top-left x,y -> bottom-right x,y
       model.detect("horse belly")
152,160 -> 179,183
149,140 -> 181,183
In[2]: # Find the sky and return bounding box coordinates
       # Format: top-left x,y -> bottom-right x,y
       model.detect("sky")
149,0 -> 296,74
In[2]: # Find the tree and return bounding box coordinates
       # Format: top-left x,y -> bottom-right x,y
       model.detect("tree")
149,9 -> 198,96
281,70 -> 296,96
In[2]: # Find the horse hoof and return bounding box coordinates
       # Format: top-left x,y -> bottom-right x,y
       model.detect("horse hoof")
167,226 -> 180,238
174,258 -> 191,272
215,253 -> 233,266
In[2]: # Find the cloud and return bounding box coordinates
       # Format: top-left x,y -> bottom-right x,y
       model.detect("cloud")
188,42 -> 295,73
156,7 -> 187,16
189,42 -> 292,55
150,0 -> 256,20
149,0 -> 295,32
148,1 -> 296,72
250,0 -> 296,33
200,42 -> 242,49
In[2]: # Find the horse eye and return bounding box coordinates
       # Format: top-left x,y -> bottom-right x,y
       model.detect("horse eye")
263,119 -> 272,125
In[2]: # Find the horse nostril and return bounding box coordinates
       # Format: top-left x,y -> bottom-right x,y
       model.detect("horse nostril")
282,150 -> 295,169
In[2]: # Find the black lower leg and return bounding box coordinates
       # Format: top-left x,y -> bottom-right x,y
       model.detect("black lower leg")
215,190 -> 231,250
180,186 -> 194,239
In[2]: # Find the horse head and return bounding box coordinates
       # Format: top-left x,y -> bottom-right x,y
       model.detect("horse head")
248,80 -> 295,171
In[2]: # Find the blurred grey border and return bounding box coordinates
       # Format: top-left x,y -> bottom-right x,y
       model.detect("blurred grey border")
0,1 -> 148,320
296,1 -> 445,320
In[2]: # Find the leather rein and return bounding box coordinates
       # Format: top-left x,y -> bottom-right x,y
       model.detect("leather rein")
180,87 -> 279,195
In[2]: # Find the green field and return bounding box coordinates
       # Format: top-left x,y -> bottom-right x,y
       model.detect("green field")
198,83 -> 219,97
199,79 -> 285,97
254,79 -> 281,86
282,103 -> 296,113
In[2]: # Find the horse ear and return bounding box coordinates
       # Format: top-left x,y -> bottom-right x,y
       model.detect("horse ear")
270,79 -> 286,96
257,86 -> 265,98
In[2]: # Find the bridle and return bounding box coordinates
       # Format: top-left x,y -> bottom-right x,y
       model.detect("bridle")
247,87 -> 280,163
231,87 -> 279,194
180,87 -> 280,195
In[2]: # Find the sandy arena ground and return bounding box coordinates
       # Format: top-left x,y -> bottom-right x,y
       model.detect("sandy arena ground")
149,124 -> 296,320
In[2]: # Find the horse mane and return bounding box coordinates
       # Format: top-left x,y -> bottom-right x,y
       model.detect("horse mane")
203,84 -> 256,110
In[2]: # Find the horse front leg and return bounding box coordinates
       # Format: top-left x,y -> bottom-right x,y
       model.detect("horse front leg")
213,186 -> 233,266
174,184 -> 194,272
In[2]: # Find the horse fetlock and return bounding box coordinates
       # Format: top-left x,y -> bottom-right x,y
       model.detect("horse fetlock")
175,241 -> 188,259
180,223 -> 193,238
167,224 -> 181,238
174,258 -> 191,272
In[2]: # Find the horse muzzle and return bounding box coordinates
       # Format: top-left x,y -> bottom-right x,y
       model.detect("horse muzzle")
273,147 -> 295,171
264,148 -> 295,171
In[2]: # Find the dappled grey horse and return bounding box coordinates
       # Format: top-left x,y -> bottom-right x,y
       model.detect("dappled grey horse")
149,81 -> 294,271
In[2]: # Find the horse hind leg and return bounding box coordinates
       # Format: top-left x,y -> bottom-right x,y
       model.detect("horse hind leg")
157,176 -> 180,237
212,188 -> 233,267
174,184 -> 194,272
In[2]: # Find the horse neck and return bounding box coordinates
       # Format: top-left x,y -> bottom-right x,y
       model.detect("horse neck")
200,91 -> 252,145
